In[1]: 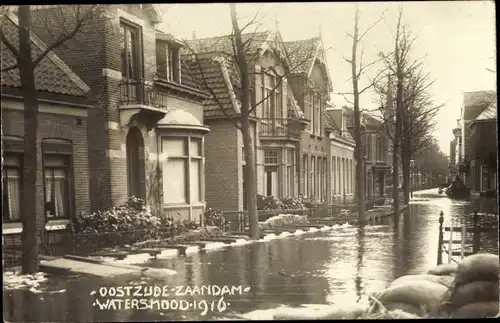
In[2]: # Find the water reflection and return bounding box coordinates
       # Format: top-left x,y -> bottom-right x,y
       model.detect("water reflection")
3,190 -> 498,321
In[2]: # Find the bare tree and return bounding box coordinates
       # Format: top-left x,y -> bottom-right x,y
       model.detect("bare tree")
1,5 -> 97,273
342,4 -> 386,224
377,8 -> 442,205
182,5 -> 318,239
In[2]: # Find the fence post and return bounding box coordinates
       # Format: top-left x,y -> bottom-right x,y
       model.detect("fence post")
472,209 -> 481,254
437,211 -> 444,265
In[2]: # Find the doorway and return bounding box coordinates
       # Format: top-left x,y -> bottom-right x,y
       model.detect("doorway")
126,127 -> 146,199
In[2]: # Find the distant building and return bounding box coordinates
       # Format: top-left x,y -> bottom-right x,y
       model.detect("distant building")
325,106 -> 356,203
467,97 -> 497,196
459,90 -> 496,188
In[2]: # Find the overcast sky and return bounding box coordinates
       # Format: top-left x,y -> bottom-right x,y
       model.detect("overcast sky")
158,1 -> 496,155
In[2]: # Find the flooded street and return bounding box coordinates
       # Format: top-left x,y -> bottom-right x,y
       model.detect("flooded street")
3,189 -> 498,321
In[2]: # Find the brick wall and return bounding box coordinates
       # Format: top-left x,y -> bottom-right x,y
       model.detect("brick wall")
31,5 -> 161,211
2,106 -> 90,254
204,119 -> 241,211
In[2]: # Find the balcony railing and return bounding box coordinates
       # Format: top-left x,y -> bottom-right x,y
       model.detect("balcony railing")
259,118 -> 301,138
120,80 -> 168,109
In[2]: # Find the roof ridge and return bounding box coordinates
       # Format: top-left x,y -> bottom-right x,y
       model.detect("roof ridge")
6,12 -> 90,95
186,30 -> 271,43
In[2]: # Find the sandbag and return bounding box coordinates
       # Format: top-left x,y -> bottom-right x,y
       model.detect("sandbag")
382,302 -> 422,316
427,263 -> 458,276
451,301 -> 500,318
390,274 -> 455,289
454,253 -> 499,287
377,280 -> 450,315
449,280 -> 499,309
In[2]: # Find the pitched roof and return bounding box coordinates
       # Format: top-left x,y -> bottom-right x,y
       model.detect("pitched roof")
475,100 -> 497,120
464,90 -> 496,107
463,90 -> 496,120
283,37 -> 320,75
1,13 -> 90,98
184,31 -> 272,56
183,56 -> 238,118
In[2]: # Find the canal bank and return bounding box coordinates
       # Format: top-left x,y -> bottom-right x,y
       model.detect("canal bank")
4,189 -> 497,321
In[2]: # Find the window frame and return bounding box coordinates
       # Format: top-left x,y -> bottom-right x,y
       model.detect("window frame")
120,19 -> 144,81
2,152 -> 23,223
42,140 -> 75,221
161,135 -> 204,206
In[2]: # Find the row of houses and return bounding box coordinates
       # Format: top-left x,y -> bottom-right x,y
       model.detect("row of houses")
449,90 -> 497,196
1,5 -> 391,243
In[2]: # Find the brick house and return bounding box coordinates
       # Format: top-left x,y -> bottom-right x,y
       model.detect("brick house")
1,13 -> 93,253
283,37 -> 334,203
184,31 -> 309,211
460,90 -> 496,188
31,5 -> 210,222
467,98 -> 497,196
345,107 -> 391,199
325,106 -> 356,203
184,32 -> 337,210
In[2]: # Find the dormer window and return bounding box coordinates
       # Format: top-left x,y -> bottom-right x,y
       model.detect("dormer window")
156,40 -> 181,83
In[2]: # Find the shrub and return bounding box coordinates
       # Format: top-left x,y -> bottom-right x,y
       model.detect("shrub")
204,208 -> 226,229
257,195 -> 284,210
73,196 -> 199,238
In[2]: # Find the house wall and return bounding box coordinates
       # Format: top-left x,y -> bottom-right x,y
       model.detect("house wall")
2,99 -> 90,250
204,119 -> 240,211
330,139 -> 356,201
32,5 -> 207,215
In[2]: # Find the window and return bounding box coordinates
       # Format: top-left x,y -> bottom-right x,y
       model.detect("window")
316,95 -> 321,136
332,157 -> 336,195
2,154 -> 22,222
317,157 -> 321,199
285,149 -> 294,197
162,136 -> 203,204
120,21 -> 141,80
264,149 -> 279,197
276,81 -> 283,119
311,156 -> 316,198
337,157 -> 341,194
480,165 -> 490,192
168,45 -> 181,83
156,41 -> 168,79
260,72 -> 266,118
302,154 -> 308,196
311,95 -> 316,134
44,155 -> 71,219
322,158 -> 327,200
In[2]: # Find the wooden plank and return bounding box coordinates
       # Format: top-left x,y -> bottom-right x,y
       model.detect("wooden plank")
445,227 -> 498,232
86,252 -> 128,260
182,242 -> 207,248
200,237 -> 237,244
40,258 -> 142,277
451,251 -> 474,257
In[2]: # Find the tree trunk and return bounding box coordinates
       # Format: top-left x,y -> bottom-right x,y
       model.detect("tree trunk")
18,5 -> 40,274
402,107 -> 411,205
351,5 -> 366,224
392,76 -> 403,217
230,4 -> 260,239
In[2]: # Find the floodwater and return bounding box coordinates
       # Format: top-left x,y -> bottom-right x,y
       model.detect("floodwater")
3,189 -> 498,322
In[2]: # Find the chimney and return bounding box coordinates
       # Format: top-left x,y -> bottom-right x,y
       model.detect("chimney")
192,31 -> 196,40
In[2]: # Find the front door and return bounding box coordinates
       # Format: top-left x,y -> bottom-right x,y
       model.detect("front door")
264,166 -> 278,197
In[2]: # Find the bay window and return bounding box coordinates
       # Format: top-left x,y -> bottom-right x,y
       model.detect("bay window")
162,136 -> 203,205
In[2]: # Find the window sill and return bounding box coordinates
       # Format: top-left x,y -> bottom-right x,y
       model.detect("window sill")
2,219 -> 70,235
164,203 -> 206,209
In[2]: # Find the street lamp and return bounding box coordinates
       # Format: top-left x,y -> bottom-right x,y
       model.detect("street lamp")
410,159 -> 415,198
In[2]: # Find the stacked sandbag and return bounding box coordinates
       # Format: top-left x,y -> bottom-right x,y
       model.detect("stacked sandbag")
370,274 -> 454,317
427,263 -> 458,276
447,253 -> 499,318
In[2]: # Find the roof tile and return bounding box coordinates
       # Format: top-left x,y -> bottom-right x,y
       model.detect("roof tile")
1,14 -> 88,98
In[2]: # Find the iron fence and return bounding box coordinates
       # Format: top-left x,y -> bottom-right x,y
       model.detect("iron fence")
119,80 -> 168,109
258,118 -> 301,138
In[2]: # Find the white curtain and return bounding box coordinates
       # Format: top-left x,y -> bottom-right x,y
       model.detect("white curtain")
7,169 -> 21,221
164,158 -> 186,204
54,169 -> 66,217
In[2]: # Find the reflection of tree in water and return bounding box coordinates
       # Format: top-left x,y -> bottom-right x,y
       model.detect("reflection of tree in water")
355,225 -> 365,302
